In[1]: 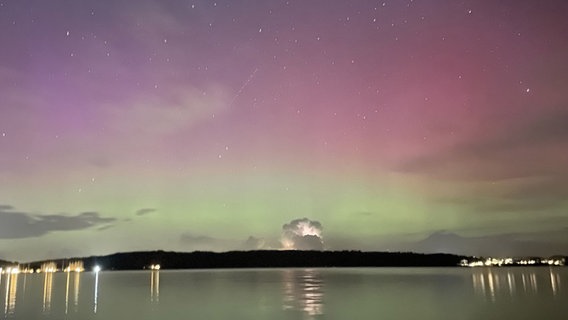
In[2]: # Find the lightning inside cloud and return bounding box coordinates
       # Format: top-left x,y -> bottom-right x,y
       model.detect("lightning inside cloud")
281,218 -> 324,250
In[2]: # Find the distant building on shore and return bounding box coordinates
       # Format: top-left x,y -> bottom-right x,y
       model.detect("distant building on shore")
41,262 -> 57,273
64,260 -> 85,272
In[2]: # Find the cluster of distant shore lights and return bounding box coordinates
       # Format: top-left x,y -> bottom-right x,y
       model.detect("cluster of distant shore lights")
460,257 -> 565,267
0,263 -> 161,275
0,258 -> 565,275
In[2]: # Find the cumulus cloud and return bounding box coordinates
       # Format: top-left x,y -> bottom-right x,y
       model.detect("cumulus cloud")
281,218 -> 324,250
0,205 -> 116,239
241,236 -> 267,250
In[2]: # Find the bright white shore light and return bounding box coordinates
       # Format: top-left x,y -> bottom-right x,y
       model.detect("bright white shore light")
93,265 -> 101,273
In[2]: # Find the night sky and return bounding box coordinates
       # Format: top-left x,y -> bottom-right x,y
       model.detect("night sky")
1,0 -> 568,261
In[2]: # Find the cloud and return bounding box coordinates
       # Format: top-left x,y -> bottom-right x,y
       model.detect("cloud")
437,195 -> 563,215
414,229 -> 568,257
135,208 -> 157,216
107,85 -> 231,136
501,177 -> 568,202
0,205 -> 116,239
398,110 -> 568,181
433,175 -> 568,217
516,111 -> 568,144
179,233 -> 233,251
293,234 -> 325,250
178,233 -> 274,252
281,218 -> 324,250
97,225 -> 114,231
241,236 -> 267,250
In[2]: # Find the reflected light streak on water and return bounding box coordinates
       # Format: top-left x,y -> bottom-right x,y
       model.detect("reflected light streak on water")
487,270 -> 496,302
150,270 -> 160,303
2,274 -> 16,316
93,271 -> 99,314
42,272 -> 53,314
22,274 -> 27,297
8,274 -> 18,315
0,268 -> 566,319
530,273 -> 538,292
3,273 -> 8,315
507,272 -> 515,297
156,271 -> 159,301
471,268 -> 564,302
281,269 -> 324,318
73,272 -> 80,311
550,268 -> 561,296
65,272 -> 70,314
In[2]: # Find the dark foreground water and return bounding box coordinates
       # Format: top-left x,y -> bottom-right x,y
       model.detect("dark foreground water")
0,267 -> 566,319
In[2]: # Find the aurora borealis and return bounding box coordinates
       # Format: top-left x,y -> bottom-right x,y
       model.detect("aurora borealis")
1,0 -> 567,261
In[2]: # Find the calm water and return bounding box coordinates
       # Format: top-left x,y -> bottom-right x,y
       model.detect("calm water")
0,267 -> 566,319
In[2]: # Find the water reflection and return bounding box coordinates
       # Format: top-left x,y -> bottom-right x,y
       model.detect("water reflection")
550,268 -> 561,296
93,271 -> 99,313
65,271 -> 82,313
3,273 -> 18,315
150,270 -> 160,303
74,272 -> 81,311
472,268 -> 563,301
42,272 -> 53,313
65,272 -> 70,313
282,269 -> 324,318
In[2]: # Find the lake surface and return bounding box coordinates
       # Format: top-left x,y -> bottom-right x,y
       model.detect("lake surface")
0,267 -> 566,319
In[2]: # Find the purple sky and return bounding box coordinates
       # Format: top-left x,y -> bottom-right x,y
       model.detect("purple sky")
1,0 -> 568,261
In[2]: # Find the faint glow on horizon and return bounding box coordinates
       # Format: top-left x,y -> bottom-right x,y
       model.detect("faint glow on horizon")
282,238 -> 295,250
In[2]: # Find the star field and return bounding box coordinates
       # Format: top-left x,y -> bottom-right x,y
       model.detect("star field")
1,0 -> 568,260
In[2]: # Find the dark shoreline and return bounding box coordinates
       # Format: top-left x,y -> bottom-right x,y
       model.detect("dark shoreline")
3,250 -> 566,271
15,250 -> 466,271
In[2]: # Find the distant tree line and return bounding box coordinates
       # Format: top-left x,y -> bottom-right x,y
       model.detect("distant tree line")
21,250 -> 468,270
